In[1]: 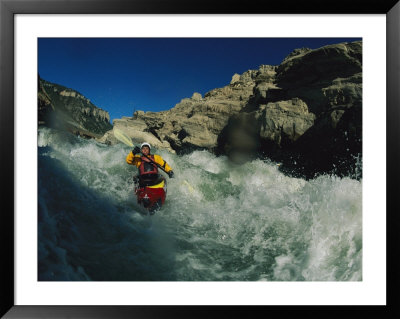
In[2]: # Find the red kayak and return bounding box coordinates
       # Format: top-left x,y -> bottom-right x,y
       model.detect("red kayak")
134,177 -> 167,215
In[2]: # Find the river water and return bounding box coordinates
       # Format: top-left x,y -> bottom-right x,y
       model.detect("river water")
38,127 -> 362,281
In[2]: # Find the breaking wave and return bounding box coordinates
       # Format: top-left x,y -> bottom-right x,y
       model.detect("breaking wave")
38,127 -> 362,281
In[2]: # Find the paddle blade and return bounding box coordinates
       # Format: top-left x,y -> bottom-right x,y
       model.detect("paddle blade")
183,180 -> 195,194
114,128 -> 134,147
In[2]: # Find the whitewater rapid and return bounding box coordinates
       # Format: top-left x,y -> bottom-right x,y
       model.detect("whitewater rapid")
38,127 -> 362,281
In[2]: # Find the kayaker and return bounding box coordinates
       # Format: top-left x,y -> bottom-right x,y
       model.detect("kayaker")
126,142 -> 174,187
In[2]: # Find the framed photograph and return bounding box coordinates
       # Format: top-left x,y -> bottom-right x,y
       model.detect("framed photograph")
1,0 -> 399,317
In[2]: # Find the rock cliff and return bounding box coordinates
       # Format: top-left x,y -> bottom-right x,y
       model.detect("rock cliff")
101,40 -> 362,178
38,76 -> 112,138
218,41 -> 362,178
102,64 -> 276,152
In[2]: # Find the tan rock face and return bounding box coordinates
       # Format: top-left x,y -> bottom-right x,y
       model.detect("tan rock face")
100,41 -> 362,177
102,65 -> 270,153
259,99 -> 316,145
217,98 -> 316,161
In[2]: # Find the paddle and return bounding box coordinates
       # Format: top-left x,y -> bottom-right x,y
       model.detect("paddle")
113,127 -> 134,148
113,128 -> 172,177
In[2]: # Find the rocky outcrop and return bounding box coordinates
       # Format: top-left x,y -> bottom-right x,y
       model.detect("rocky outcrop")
101,64 -> 277,153
101,40 -> 362,179
217,41 -> 362,178
141,65 -> 276,154
38,76 -> 112,137
98,117 -> 176,153
217,98 -> 316,164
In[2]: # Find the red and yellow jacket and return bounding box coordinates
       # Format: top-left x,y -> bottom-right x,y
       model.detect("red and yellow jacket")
126,152 -> 173,173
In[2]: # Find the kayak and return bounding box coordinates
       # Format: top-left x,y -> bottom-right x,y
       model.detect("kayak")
134,177 -> 167,215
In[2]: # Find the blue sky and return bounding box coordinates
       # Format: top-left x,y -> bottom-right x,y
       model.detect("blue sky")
38,38 -> 361,123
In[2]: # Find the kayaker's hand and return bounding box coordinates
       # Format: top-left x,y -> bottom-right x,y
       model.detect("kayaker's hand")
168,171 -> 174,178
132,146 -> 140,155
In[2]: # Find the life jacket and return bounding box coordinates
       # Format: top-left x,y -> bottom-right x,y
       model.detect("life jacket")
138,155 -> 158,176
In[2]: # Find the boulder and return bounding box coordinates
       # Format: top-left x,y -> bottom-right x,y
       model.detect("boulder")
217,98 -> 316,163
258,98 -> 316,146
97,117 -> 176,153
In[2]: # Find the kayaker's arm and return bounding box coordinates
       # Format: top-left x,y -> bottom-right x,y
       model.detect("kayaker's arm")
126,152 -> 141,167
132,146 -> 140,154
153,155 -> 173,173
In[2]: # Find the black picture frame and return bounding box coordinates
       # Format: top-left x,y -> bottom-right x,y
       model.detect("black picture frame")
1,0 -> 399,318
